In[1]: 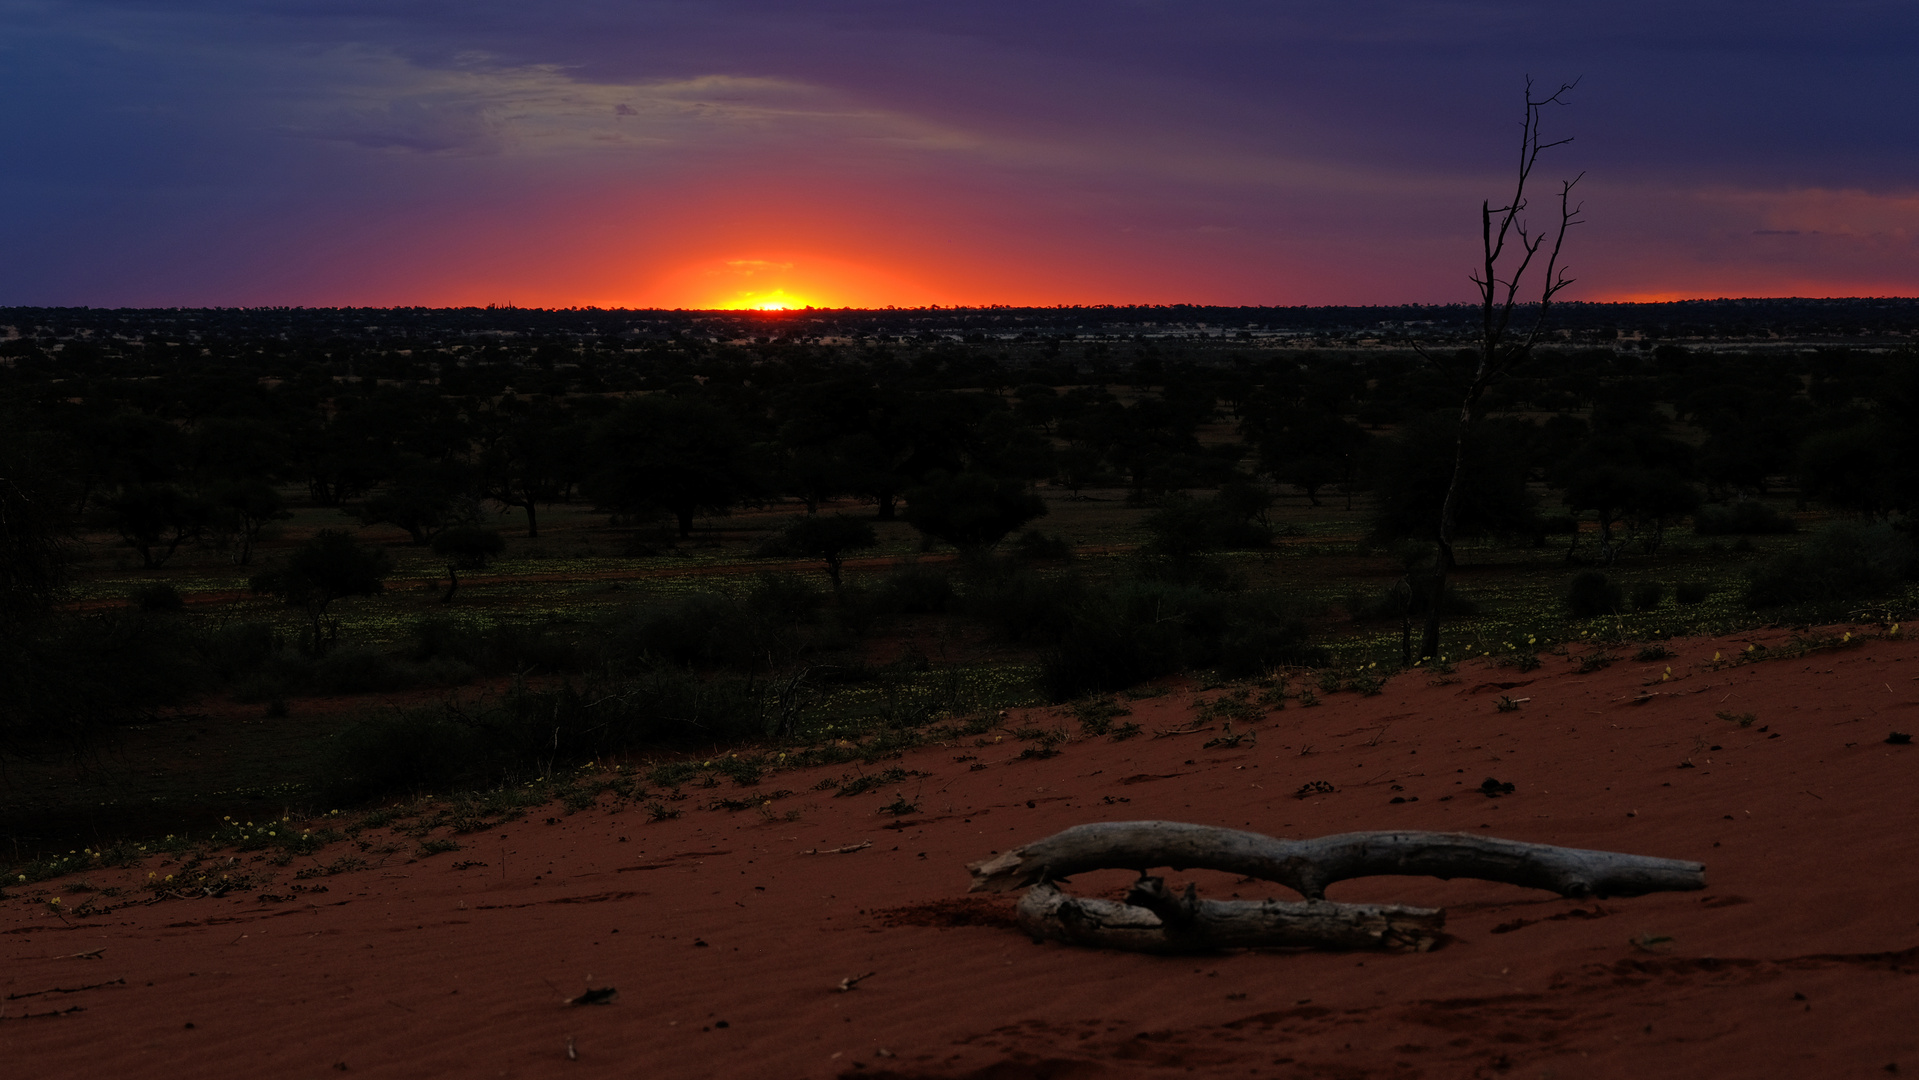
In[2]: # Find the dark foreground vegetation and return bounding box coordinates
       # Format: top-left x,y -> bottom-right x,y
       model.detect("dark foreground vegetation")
2,302 -> 1916,865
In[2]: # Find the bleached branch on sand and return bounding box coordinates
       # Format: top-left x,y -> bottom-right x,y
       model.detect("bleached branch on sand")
968,821 -> 1704,955
1017,880 -> 1446,954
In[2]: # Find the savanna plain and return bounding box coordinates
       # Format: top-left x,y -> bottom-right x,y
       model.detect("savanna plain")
3,304 -> 1917,1078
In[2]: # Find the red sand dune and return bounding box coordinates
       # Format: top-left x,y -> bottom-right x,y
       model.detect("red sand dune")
6,627 -> 1917,1078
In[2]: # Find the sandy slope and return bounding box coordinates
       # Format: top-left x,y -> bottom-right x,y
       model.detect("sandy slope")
5,627 -> 1916,1079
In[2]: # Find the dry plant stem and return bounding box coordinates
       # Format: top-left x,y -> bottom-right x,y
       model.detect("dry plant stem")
1016,881 -> 1445,954
803,841 -> 871,855
969,822 -> 1704,901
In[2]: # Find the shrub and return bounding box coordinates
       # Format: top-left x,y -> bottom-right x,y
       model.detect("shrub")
1,609 -> 205,752
320,669 -> 766,801
955,564 -> 1082,642
1012,529 -> 1073,560
248,529 -> 390,652
1744,521 -> 1919,609
309,647 -> 474,695
131,583 -> 184,611
901,470 -> 1047,552
870,564 -> 954,615
748,572 -> 826,625
615,573 -> 825,670
1675,581 -> 1712,605
1629,582 -> 1665,612
1141,495 -> 1272,558
194,620 -> 285,679
754,514 -> 878,591
409,617 -> 585,674
321,710 -> 482,799
1694,501 -> 1798,536
1346,580 -> 1478,622
1566,570 -> 1623,619
1040,581 -> 1324,699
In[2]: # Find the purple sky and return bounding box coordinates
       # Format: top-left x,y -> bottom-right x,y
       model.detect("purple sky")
4,1 -> 1915,307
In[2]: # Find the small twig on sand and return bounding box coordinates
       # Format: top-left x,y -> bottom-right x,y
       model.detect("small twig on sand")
565,1037 -> 578,1060
565,987 -> 617,1006
65,949 -> 104,960
6,978 -> 124,1000
1153,724 -> 1214,738
0,1004 -> 85,1020
837,972 -> 877,992
802,841 -> 871,855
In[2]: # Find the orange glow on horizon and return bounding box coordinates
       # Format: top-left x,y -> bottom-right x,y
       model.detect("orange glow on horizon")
711,289 -> 812,311
642,251 -> 950,310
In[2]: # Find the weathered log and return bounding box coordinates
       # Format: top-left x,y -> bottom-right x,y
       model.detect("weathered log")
970,822 -> 1705,900
1016,879 -> 1445,954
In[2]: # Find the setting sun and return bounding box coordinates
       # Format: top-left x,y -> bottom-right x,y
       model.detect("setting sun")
714,289 -> 811,311
643,253 -> 944,310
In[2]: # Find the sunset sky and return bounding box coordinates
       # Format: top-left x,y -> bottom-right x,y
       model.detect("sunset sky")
3,1 -> 1915,309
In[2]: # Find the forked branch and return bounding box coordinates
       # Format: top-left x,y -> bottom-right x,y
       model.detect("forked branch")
969,822 -> 1703,900
971,822 -> 1702,955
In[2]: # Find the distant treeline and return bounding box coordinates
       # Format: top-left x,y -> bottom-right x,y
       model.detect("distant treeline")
3,297 -> 1918,351
0,319 -> 1914,557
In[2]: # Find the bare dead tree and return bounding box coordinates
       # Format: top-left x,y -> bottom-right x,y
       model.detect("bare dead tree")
1418,77 -> 1583,663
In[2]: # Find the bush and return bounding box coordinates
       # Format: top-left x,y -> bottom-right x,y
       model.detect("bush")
1743,521 -> 1919,609
409,617 -> 585,674
1041,581 -> 1325,699
613,573 -> 826,670
1567,570 -> 1623,619
901,471 -> 1047,552
322,710 -> 481,799
309,647 -> 473,696
1141,495 -> 1272,558
1,611 -> 201,751
194,620 -> 285,679
754,514 -> 878,590
1694,501 -> 1798,536
869,564 -> 954,614
131,583 -> 184,611
1629,582 -> 1665,612
1012,529 -> 1073,560
748,572 -> 825,625
1675,581 -> 1712,605
1346,579 -> 1478,622
319,670 -> 766,801
955,564 -> 1082,642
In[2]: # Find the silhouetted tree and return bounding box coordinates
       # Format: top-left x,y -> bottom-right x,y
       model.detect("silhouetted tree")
1415,77 -> 1582,662
1248,407 -> 1369,507
250,529 -> 390,653
587,395 -> 763,537
477,402 -> 584,538
432,524 -> 505,602
100,484 -> 209,568
209,479 -> 290,565
0,426 -> 74,633
902,471 -> 1047,554
358,454 -> 478,545
1141,489 -> 1274,560
760,513 -> 878,595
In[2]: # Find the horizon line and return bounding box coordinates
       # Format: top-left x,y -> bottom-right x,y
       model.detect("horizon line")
7,295 -> 1919,315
